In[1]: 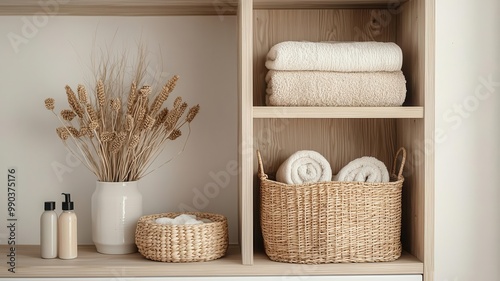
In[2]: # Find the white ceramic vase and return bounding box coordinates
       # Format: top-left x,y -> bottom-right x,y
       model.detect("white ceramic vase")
91,181 -> 142,254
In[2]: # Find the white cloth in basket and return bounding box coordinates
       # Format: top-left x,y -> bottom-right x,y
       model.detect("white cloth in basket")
155,214 -> 211,225
334,156 -> 390,183
276,150 -> 332,184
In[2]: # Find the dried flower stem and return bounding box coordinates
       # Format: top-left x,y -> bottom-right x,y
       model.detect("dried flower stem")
44,46 -> 199,182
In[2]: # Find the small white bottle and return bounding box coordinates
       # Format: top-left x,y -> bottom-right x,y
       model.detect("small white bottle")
40,201 -> 57,258
58,193 -> 77,259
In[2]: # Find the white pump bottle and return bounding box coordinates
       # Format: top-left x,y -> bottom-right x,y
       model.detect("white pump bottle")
58,193 -> 77,259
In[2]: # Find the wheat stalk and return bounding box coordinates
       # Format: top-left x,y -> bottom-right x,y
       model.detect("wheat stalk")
44,58 -> 199,182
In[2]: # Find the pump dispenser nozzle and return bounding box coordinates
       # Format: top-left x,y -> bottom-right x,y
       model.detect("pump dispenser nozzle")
61,193 -> 74,211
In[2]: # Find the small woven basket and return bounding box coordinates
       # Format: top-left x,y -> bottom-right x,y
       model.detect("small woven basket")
259,147 -> 406,264
135,212 -> 228,262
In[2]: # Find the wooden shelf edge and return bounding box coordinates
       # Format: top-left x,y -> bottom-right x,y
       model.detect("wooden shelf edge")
0,1 -> 239,16
253,0 -> 410,9
254,250 -> 424,276
1,245 -> 423,277
0,0 -> 413,16
253,106 -> 424,119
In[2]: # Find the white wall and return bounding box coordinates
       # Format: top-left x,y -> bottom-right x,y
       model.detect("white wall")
0,16 -> 238,245
435,0 -> 500,280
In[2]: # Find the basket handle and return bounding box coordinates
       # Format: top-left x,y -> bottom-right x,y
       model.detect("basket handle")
256,150 -> 268,180
392,147 -> 407,179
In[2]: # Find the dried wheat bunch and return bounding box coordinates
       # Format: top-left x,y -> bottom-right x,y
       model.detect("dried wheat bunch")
44,72 -> 199,182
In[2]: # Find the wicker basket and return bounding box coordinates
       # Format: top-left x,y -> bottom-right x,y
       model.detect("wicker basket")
135,212 -> 228,262
258,147 -> 406,264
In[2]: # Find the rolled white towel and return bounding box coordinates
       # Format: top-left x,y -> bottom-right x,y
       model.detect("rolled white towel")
276,150 -> 332,184
334,156 -> 390,183
265,41 -> 403,72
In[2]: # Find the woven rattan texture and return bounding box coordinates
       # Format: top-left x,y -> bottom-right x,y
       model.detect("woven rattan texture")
135,212 -> 228,262
258,148 -> 406,264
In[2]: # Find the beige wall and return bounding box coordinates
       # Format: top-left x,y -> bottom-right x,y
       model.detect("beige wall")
0,16 -> 239,245
435,0 -> 500,280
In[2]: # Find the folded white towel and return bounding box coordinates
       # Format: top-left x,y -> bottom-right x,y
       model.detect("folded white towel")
334,156 -> 390,183
265,41 -> 403,72
266,70 -> 406,107
276,150 -> 332,184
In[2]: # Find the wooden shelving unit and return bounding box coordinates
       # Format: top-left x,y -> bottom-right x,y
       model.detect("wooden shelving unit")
239,0 -> 434,280
0,0 -> 434,279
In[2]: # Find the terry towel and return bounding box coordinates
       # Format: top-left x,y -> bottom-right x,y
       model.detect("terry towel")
266,70 -> 407,106
276,150 -> 332,184
265,41 -> 403,72
334,156 -> 390,183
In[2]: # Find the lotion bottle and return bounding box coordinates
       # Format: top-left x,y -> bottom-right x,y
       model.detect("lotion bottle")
40,201 -> 57,258
58,193 -> 77,259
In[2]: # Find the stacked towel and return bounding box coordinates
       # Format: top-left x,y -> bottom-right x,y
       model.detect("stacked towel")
266,41 -> 403,72
276,150 -> 332,185
265,41 -> 407,106
334,156 -> 389,183
266,70 -> 406,107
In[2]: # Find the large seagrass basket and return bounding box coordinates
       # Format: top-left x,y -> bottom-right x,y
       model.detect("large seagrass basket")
259,147 -> 406,264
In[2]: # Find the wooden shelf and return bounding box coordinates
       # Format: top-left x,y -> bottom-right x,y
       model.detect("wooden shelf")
245,0 -> 435,279
0,245 -> 423,277
253,106 -> 424,119
253,0 -> 409,9
0,0 -> 411,15
253,250 -> 423,275
0,0 -> 239,16
1,0 -> 434,278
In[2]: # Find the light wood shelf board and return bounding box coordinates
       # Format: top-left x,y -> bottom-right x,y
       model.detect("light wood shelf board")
0,245 -> 240,278
253,0 -> 409,9
0,245 -> 423,277
252,250 -> 423,275
0,0 -> 239,16
239,0 -> 255,266
0,0 -> 410,14
424,0 -> 436,279
253,106 -> 424,119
